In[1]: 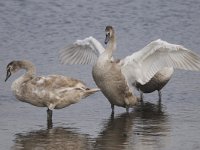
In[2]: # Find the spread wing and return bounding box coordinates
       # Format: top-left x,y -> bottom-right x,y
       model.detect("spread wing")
121,39 -> 200,86
59,36 -> 105,65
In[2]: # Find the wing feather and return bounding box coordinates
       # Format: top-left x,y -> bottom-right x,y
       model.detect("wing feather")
121,39 -> 200,85
59,36 -> 105,65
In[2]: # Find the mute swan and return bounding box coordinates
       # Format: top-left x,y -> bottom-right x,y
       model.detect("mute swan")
59,26 -> 200,113
135,67 -> 174,101
5,60 -> 100,121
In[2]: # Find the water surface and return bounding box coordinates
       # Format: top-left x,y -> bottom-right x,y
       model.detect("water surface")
0,0 -> 200,150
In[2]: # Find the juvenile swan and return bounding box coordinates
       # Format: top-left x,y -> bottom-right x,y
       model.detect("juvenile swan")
135,67 -> 174,100
59,26 -> 200,113
5,60 -> 100,120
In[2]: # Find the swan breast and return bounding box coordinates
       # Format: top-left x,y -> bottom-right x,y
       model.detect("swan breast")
92,61 -> 129,107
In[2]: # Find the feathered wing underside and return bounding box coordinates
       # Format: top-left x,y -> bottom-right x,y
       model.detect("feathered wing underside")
121,39 -> 200,86
59,36 -> 105,65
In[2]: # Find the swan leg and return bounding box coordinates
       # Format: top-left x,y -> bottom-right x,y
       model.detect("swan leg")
111,104 -> 114,114
158,90 -> 162,101
140,90 -> 144,102
47,108 -> 53,121
126,106 -> 129,113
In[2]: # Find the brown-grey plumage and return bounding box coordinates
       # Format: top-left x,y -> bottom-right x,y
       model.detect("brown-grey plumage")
5,60 -> 100,121
136,67 -> 174,100
92,26 -> 139,113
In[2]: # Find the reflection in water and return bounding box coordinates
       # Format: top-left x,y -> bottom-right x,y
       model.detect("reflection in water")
94,112 -> 133,150
47,118 -> 53,129
12,127 -> 91,150
94,102 -> 170,150
134,101 -> 168,134
11,102 -> 170,150
133,101 -> 170,148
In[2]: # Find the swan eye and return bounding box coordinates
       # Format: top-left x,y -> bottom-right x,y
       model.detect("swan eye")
106,32 -> 110,37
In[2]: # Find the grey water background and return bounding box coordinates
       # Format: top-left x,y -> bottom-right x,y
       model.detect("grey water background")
0,0 -> 200,149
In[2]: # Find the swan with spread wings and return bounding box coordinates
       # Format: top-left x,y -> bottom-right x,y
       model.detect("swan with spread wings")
59,26 -> 200,113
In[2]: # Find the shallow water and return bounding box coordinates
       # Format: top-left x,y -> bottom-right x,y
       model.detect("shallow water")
0,0 -> 200,149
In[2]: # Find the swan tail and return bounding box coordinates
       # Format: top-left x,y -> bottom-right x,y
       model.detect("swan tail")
83,88 -> 100,98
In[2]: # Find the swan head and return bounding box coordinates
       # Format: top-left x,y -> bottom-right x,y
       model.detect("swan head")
5,61 -> 20,81
5,60 -> 36,82
5,60 -> 28,81
105,25 -> 114,44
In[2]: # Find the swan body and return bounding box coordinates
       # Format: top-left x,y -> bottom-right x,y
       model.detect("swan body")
91,26 -> 138,112
59,26 -> 200,113
136,67 -> 174,100
92,54 -> 137,109
5,60 -> 100,120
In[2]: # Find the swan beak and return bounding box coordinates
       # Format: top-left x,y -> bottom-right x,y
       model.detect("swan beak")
105,34 -> 110,44
5,69 -> 11,82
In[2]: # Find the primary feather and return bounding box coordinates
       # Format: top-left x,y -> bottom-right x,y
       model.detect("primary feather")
59,36 -> 105,65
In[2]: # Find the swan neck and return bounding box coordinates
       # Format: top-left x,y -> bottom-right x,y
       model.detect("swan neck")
106,36 -> 116,59
19,60 -> 36,78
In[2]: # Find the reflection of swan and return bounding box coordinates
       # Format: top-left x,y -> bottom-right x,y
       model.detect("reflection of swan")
60,26 -> 200,113
94,102 -> 170,150
5,60 -> 100,121
94,112 -> 133,150
134,102 -> 169,135
12,127 -> 91,150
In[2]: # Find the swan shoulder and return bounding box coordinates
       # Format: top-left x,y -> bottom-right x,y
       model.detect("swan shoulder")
121,39 -> 200,86
59,36 -> 105,65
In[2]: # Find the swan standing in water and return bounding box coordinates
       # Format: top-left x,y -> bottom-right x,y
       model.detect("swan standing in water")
135,67 -> 174,101
59,26 -> 200,113
5,60 -> 100,121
